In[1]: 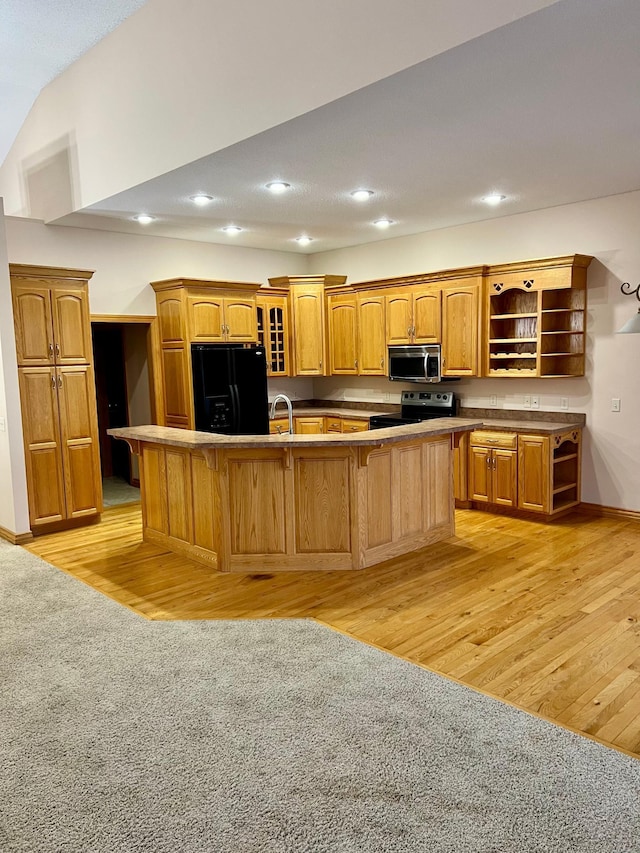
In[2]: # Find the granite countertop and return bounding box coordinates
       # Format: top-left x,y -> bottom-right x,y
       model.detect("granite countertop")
109,418 -> 483,450
476,418 -> 583,434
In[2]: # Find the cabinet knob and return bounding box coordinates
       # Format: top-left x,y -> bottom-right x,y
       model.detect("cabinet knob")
49,342 -> 54,357
51,375 -> 56,389
55,343 -> 60,356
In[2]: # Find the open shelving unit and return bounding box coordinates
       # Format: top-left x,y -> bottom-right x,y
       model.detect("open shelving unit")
552,434 -> 581,513
485,256 -> 589,377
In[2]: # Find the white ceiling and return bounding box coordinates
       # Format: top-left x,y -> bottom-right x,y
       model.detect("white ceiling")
4,0 -> 640,254
0,0 -> 149,163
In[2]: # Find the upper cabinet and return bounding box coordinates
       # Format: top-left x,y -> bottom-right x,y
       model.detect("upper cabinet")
151,278 -> 261,428
12,267 -> 93,367
441,279 -> 481,377
328,294 -> 358,374
256,287 -> 290,377
485,255 -> 592,378
386,287 -> 440,345
357,293 -> 386,376
269,275 -> 346,376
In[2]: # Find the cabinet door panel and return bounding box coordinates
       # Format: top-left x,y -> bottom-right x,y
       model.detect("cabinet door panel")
493,449 -> 517,507
57,365 -> 103,517
187,297 -> 224,341
386,293 -> 412,345
518,435 -> 550,513
413,290 -> 441,343
358,295 -> 386,375
469,446 -> 491,502
161,348 -> 192,428
224,299 -> 257,342
442,285 -> 479,376
292,287 -> 325,375
328,297 -> 358,374
12,285 -> 54,366
294,417 -> 325,435
52,287 -> 92,363
18,367 -> 66,525
158,295 -> 187,344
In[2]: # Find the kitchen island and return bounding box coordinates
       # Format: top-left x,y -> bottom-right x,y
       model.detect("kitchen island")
109,419 -> 481,573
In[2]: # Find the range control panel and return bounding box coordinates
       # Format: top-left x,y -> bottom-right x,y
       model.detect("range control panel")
401,390 -> 455,409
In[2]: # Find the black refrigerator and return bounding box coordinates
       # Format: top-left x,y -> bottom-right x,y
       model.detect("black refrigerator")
191,344 -> 269,435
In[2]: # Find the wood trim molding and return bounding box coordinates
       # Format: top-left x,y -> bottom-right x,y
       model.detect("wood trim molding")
150,278 -> 261,293
9,264 -> 94,281
91,314 -> 156,323
0,525 -> 34,545
485,254 -> 593,275
578,502 -> 640,522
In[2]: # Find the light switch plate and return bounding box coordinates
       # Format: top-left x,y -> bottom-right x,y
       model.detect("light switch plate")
523,395 -> 531,409
612,398 -> 621,412
560,397 -> 569,410
531,396 -> 540,410
490,395 -> 497,407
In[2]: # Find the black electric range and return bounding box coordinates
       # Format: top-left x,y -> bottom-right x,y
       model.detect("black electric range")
369,391 -> 457,429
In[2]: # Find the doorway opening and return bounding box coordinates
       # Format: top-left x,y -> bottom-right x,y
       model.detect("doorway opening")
91,317 -> 157,508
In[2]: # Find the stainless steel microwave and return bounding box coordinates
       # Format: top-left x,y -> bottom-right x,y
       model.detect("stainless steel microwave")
388,344 -> 441,383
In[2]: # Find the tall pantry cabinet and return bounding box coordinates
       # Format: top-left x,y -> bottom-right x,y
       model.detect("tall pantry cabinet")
10,265 -> 103,531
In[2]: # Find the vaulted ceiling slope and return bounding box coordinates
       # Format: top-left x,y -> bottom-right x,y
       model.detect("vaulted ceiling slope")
4,1 -> 640,255
0,0 -> 558,226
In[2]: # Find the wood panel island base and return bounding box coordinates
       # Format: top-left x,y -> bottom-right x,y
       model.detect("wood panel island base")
109,420 -> 481,573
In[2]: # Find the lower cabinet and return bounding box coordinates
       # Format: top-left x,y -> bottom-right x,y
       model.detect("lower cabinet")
294,416 -> 325,435
469,431 -> 518,507
18,364 -> 103,528
466,427 -> 581,517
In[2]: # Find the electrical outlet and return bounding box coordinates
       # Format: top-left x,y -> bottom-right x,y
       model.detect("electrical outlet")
560,397 -> 569,410
531,395 -> 540,410
612,398 -> 621,412
490,395 -> 497,407
523,395 -> 531,409
382,392 -> 390,403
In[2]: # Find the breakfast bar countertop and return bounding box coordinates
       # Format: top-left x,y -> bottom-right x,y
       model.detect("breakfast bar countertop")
108,417 -> 483,450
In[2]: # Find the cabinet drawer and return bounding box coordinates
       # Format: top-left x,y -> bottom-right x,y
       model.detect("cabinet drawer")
341,418 -> 369,433
325,418 -> 343,433
269,418 -> 290,435
470,430 -> 517,449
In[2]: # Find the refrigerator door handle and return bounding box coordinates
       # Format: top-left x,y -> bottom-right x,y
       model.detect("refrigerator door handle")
230,383 -> 241,433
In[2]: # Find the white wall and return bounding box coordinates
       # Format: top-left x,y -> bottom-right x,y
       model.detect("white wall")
0,0 -> 555,218
310,190 -> 640,512
5,217 -> 308,314
0,202 -> 30,535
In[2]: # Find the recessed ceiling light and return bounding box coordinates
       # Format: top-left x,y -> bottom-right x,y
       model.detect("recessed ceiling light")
266,181 -> 291,194
482,193 -> 507,206
373,218 -> 394,228
222,225 -> 243,234
190,194 -> 214,205
295,236 -> 313,246
132,214 -> 155,224
351,189 -> 374,201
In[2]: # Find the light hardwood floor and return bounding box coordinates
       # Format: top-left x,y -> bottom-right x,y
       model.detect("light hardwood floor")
25,504 -> 640,759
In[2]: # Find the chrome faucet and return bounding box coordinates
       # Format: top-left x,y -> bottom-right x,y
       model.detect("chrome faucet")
269,394 -> 294,435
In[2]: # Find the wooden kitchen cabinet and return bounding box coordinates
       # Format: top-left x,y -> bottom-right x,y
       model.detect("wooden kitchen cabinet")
386,287 -> 440,345
466,426 -> 582,518
485,255 -> 591,378
325,415 -> 369,433
269,275 -> 347,377
441,281 -> 481,377
294,416 -> 325,435
10,265 -> 102,531
151,278 -> 261,428
269,417 -> 290,435
469,431 -> 518,507
357,293 -> 386,375
257,289 -> 290,376
328,294 -> 358,375
12,275 -> 93,367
